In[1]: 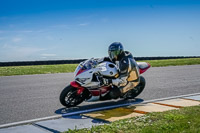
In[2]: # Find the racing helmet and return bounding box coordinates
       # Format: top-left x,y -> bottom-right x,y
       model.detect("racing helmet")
108,42 -> 124,61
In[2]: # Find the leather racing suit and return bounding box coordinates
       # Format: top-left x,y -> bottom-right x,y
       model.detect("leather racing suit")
98,51 -> 140,94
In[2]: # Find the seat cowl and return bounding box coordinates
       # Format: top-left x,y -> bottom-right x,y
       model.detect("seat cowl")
137,62 -> 151,74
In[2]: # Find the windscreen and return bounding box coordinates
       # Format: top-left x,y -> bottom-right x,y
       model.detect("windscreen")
74,59 -> 98,76
82,59 -> 98,70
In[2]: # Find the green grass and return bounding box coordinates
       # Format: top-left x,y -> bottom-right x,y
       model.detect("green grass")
0,58 -> 200,76
143,58 -> 200,67
0,64 -> 78,76
65,106 -> 200,133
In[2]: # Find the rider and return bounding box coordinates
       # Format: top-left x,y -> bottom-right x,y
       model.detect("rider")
99,42 -> 140,98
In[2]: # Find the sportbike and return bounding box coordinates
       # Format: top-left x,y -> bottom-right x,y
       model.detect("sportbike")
60,58 -> 150,107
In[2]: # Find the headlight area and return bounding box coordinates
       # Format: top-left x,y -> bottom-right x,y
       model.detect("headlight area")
75,78 -> 90,84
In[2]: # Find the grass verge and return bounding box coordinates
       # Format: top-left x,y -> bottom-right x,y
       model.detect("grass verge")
146,58 -> 200,67
0,58 -> 200,76
0,64 -> 78,76
65,106 -> 200,133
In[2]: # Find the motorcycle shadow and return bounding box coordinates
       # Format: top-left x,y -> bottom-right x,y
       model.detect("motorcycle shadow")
55,98 -> 144,122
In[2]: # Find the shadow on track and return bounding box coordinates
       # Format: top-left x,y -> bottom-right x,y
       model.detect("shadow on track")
55,98 -> 144,116
54,98 -> 143,124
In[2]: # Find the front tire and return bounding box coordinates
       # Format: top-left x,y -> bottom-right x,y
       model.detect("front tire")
59,85 -> 85,107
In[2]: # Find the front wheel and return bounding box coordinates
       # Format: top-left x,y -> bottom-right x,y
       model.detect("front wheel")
59,85 -> 85,107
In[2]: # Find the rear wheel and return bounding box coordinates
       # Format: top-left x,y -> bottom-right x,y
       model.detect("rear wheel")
59,85 -> 85,107
125,76 -> 146,99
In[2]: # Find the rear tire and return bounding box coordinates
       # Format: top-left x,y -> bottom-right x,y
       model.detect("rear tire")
59,85 -> 85,107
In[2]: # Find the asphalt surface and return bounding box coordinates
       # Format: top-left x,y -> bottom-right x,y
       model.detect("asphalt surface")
0,65 -> 200,125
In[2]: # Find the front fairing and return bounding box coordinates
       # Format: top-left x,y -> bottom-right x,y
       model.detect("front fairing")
74,59 -> 99,87
74,63 -> 84,77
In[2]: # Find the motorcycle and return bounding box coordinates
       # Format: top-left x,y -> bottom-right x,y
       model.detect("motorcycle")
59,58 -> 150,107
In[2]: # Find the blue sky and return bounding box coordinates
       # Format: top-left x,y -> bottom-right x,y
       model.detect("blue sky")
0,0 -> 200,61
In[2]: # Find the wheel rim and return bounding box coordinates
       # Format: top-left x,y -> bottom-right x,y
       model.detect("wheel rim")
64,89 -> 83,106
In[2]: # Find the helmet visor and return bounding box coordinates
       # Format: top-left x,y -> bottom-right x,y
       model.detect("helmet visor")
109,50 -> 120,60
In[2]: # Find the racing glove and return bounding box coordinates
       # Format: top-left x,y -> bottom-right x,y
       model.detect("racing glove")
112,77 -> 127,87
100,77 -> 127,87
99,77 -> 112,86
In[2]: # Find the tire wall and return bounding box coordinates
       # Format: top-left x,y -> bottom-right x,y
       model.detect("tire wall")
0,56 -> 199,67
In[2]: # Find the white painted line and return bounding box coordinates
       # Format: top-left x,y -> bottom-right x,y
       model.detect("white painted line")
0,115 -> 62,129
1,92 -> 200,129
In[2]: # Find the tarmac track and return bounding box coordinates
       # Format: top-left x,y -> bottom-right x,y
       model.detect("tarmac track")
0,65 -> 200,125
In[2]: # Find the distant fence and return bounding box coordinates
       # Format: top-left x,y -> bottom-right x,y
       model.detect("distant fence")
0,56 -> 199,67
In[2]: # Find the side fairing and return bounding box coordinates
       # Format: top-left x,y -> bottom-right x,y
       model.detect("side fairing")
75,70 -> 93,85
